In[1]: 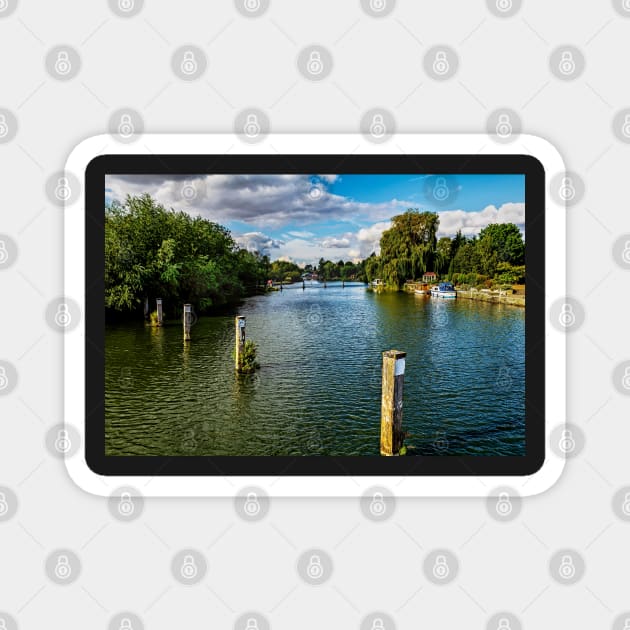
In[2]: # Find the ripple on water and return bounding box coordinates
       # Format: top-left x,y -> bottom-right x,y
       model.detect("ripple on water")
106,284 -> 525,456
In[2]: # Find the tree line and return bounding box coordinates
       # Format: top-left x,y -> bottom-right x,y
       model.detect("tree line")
364,209 -> 525,289
105,195 -> 369,319
105,194 -> 269,317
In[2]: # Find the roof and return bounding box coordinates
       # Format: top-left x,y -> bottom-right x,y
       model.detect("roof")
423,271 -> 437,276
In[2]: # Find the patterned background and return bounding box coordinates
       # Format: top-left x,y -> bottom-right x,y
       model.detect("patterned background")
1,0 -> 630,628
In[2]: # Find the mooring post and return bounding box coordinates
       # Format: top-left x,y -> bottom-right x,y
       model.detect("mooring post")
342,280 -> 345,288
156,298 -> 163,327
302,279 -> 305,290
144,296 -> 149,321
280,280 -> 283,291
183,303 -> 192,341
380,350 -> 406,456
235,316 -> 246,371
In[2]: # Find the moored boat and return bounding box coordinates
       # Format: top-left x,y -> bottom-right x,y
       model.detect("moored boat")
430,282 -> 457,299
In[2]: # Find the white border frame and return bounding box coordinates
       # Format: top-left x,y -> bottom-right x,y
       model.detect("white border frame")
64,133 -> 566,497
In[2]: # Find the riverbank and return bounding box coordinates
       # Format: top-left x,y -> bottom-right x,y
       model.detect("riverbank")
456,289 -> 525,307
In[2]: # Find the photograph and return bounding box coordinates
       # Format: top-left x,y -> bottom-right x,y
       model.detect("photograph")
104,173 -> 526,457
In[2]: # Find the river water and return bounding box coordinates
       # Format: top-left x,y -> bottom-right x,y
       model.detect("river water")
105,282 -> 525,456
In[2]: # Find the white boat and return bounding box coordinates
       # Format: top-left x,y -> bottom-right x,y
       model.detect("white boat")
430,282 -> 457,299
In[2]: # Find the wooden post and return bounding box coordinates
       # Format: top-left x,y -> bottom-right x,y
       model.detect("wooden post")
302,280 -> 305,290
280,280 -> 283,291
235,316 -> 246,371
144,296 -> 149,321
380,350 -> 406,456
183,303 -> 192,341
156,298 -> 163,327
342,280 -> 345,288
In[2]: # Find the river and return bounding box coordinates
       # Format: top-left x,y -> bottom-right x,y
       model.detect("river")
105,282 -> 525,457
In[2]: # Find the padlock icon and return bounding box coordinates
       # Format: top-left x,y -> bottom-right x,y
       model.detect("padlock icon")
622,114 -> 630,139
496,113 -> 513,138
369,492 -> 386,516
54,51 -> 72,76
181,181 -> 196,200
433,177 -> 449,201
0,492 -> 8,516
621,492 -> 630,516
434,430 -> 448,450
244,0 -> 261,11
0,0 -> 8,11
432,51 -> 449,76
369,114 -> 386,138
309,185 -> 322,199
623,619 -> 630,630
624,0 -> 630,11
180,554 -> 198,579
54,177 -> 72,202
495,492 -> 513,516
245,618 -> 259,630
118,0 -> 134,11
0,619 -> 7,630
371,618 -> 385,630
55,429 -> 72,453
54,302 -> 72,328
119,618 -> 133,630
0,366 -> 8,391
369,0 -> 386,12
180,51 -> 198,76
558,177 -> 575,201
496,366 -> 512,389
558,51 -> 575,76
622,366 -> 630,390
558,303 -> 575,328
497,618 -> 511,630
432,555 -> 450,579
54,554 -> 72,580
118,492 -> 135,517
0,240 -> 8,264
621,240 -> 630,264
558,554 -> 576,579
495,0 -> 512,12
558,429 -> 575,453
0,114 -> 8,138
244,113 -> 261,138
243,492 -> 261,516
307,51 -> 324,75
118,114 -> 134,138
306,554 -> 324,579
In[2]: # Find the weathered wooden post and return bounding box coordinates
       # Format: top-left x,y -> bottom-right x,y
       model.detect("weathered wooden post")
156,298 -> 163,327
302,279 -> 305,290
183,304 -> 192,341
342,280 -> 345,288
235,315 -> 246,371
380,350 -> 406,456
144,296 -> 149,321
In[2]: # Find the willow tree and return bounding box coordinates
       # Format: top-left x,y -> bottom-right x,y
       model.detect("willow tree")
378,210 -> 440,288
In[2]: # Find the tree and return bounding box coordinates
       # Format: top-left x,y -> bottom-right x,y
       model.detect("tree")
378,209 -> 440,288
105,194 -> 268,316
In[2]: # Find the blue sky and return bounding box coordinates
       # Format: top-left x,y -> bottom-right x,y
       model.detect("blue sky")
106,173 -> 525,265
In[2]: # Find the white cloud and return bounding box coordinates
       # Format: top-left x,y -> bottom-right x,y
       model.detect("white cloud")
437,203 -> 525,237
320,237 -> 351,248
286,230 -> 315,239
234,231 -> 283,254
106,174 -> 410,228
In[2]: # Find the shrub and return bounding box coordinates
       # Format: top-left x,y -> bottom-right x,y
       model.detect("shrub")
237,340 -> 260,374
